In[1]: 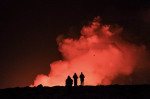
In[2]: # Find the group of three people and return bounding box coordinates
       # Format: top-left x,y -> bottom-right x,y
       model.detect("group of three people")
66,72 -> 85,87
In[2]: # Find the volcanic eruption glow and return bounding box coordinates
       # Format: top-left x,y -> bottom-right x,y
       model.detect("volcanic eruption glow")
31,17 -> 145,87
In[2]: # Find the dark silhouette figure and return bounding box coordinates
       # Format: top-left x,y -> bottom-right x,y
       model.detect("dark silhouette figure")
80,72 -> 85,86
73,73 -> 78,86
65,76 -> 73,93
37,84 -> 43,88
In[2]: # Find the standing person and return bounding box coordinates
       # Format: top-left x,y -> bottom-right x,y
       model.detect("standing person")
80,72 -> 85,86
73,73 -> 78,86
65,76 -> 73,94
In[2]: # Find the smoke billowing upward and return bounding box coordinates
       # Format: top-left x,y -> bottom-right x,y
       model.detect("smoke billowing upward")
31,17 -> 146,87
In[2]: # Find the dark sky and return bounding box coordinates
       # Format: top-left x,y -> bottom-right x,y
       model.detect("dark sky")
0,0 -> 150,89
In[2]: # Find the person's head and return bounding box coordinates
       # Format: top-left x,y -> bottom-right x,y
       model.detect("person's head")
68,76 -> 71,79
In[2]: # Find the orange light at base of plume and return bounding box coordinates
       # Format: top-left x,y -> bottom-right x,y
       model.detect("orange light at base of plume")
31,16 -> 145,87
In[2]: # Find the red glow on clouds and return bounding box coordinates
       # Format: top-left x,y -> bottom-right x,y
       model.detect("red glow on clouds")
31,17 -> 145,87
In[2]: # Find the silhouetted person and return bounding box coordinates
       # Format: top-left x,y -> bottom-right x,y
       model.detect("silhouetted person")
37,84 -> 43,88
73,73 -> 78,86
80,72 -> 85,86
65,76 -> 73,94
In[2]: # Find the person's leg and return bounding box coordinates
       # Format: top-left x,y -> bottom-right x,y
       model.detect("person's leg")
75,80 -> 77,86
82,80 -> 84,85
81,80 -> 84,86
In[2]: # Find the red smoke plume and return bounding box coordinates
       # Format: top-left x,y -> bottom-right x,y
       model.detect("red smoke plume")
31,16 -> 145,87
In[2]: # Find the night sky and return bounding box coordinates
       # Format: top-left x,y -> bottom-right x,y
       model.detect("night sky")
0,0 -> 150,89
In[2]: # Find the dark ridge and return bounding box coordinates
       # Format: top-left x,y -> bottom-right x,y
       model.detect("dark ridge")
0,85 -> 150,99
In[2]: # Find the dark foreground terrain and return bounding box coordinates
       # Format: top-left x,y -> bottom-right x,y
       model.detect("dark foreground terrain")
0,85 -> 150,99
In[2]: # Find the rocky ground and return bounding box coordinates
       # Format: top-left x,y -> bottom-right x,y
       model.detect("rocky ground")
0,85 -> 150,99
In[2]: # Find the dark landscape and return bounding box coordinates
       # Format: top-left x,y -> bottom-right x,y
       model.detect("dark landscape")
1,1 -> 150,99
0,85 -> 150,99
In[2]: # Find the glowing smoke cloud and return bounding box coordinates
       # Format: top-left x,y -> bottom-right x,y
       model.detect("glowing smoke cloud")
31,16 -> 145,86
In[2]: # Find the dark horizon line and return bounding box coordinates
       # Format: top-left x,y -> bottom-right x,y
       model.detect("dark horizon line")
1,84 -> 150,90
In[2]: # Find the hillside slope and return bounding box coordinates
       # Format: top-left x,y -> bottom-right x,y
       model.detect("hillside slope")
0,85 -> 150,99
